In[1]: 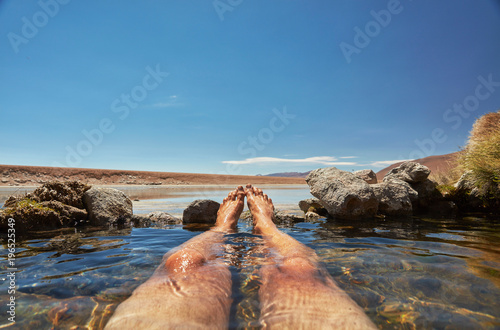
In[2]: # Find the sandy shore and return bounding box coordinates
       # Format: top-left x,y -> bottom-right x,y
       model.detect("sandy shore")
0,164 -> 306,187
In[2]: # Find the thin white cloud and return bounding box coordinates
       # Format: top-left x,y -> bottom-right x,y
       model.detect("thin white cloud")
339,156 -> 358,159
222,156 -> 357,166
369,159 -> 411,167
152,95 -> 184,108
152,102 -> 184,108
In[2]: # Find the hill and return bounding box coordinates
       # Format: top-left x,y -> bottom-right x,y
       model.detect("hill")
0,165 -> 306,186
264,171 -> 311,178
376,152 -> 459,181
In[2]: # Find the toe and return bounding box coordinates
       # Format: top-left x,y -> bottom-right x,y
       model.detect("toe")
256,188 -> 263,196
263,194 -> 269,201
236,187 -> 245,201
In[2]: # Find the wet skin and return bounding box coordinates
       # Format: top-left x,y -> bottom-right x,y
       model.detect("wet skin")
106,185 -> 375,329
245,184 -> 376,329
105,186 -> 245,329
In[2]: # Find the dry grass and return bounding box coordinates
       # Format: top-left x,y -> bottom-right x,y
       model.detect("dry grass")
429,153 -> 463,185
457,110 -> 500,197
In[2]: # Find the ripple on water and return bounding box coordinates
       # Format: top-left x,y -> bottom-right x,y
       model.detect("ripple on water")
0,216 -> 499,329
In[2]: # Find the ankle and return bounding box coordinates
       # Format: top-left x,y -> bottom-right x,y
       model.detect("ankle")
253,218 -> 277,235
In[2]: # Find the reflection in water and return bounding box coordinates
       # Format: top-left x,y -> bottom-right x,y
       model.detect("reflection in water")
0,193 -> 499,328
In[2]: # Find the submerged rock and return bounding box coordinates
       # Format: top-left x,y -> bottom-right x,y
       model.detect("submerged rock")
182,199 -> 220,224
148,211 -> 181,225
83,187 -> 133,226
298,198 -> 328,216
305,211 -> 321,220
306,167 -> 379,220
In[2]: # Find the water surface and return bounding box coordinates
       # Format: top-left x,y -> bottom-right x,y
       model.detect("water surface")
0,186 -> 499,329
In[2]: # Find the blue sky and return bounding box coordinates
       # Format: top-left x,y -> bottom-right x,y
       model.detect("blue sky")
1,0 -> 499,175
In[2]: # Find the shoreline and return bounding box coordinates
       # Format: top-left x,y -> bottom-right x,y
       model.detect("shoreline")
0,164 -> 306,186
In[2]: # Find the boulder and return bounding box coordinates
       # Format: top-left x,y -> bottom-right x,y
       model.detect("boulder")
83,187 -> 133,226
371,182 -> 413,216
383,162 -> 430,184
275,210 -> 305,224
40,201 -> 88,226
381,178 -> 419,206
34,181 -> 91,208
183,199 -> 220,224
411,179 -> 443,211
0,199 -> 61,231
239,209 -> 305,224
148,211 -> 182,225
129,212 -> 182,228
298,198 -> 328,216
306,167 -> 379,220
353,169 -> 378,184
454,171 -> 476,191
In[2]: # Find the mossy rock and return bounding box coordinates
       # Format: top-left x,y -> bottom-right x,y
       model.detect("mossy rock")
33,181 -> 91,209
1,199 -> 61,231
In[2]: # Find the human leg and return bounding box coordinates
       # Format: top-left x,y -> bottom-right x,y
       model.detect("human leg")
105,186 -> 246,329
245,185 -> 376,329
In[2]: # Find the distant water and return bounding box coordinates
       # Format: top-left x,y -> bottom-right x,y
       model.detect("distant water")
1,185 -> 499,329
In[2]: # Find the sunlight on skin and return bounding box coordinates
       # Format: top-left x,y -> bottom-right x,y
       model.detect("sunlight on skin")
105,185 -> 375,329
245,184 -> 376,329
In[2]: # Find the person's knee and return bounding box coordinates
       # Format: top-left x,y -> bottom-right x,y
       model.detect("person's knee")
281,256 -> 317,275
164,248 -> 206,274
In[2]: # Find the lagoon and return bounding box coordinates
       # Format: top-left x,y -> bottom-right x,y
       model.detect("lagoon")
0,185 -> 499,328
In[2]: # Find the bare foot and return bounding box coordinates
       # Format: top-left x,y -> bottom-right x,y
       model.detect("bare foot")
245,184 -> 277,235
214,186 -> 245,232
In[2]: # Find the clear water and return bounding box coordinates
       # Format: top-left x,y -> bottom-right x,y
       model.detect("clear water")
1,186 -> 499,329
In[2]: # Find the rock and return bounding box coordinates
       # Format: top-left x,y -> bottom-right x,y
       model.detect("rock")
34,181 -> 91,209
298,198 -> 328,216
383,162 -> 430,184
129,214 -> 150,227
182,199 -> 220,224
3,195 -> 20,208
353,169 -> 378,184
427,200 -> 458,216
83,187 -> 133,226
305,211 -> 321,220
239,209 -> 305,225
306,167 -> 379,220
127,212 -> 181,228
454,171 -> 476,191
411,179 -> 443,211
40,201 -> 88,226
382,178 -> 419,203
274,210 -> 305,224
371,182 -> 413,216
0,199 -> 62,231
147,211 -> 182,225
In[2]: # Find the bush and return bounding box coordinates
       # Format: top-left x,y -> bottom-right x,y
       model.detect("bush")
457,111 -> 500,202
